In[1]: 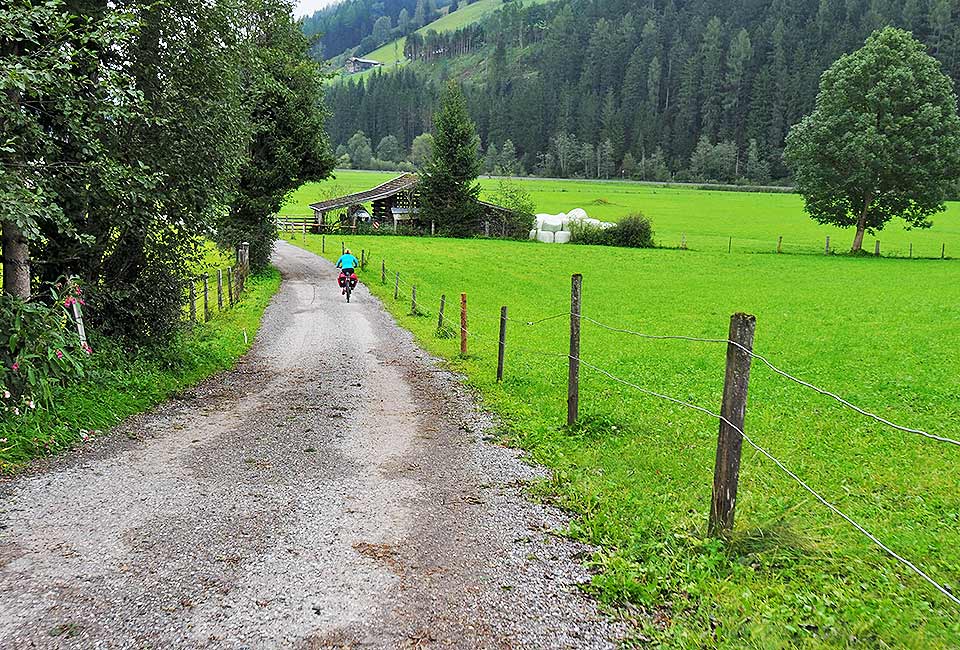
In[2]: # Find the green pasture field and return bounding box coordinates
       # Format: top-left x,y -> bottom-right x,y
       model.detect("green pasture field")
282,230 -> 960,647
284,170 -> 960,258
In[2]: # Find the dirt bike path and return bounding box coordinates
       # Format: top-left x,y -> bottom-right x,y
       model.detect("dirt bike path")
0,241 -> 624,649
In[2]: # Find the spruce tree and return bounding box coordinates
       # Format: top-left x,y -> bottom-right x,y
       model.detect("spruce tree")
419,82 -> 483,237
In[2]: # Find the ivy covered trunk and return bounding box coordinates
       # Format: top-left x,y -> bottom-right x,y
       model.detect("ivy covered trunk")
1,220 -> 30,299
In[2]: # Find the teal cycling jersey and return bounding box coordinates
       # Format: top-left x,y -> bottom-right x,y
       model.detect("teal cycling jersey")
336,254 -> 359,269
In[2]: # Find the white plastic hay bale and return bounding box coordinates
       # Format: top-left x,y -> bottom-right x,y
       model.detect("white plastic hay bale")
567,208 -> 589,221
538,214 -> 565,233
535,213 -> 554,228
536,230 -> 555,243
529,229 -> 538,240
554,230 -> 572,244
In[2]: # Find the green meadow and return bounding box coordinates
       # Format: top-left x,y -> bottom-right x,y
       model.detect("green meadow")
284,170 -> 960,257
282,229 -> 960,647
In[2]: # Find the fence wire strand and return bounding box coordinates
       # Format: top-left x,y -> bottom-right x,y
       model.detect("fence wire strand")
505,312 -> 570,327
576,357 -> 960,608
581,314 -> 960,448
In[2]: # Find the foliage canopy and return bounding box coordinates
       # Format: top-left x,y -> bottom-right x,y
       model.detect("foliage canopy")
418,81 -> 483,237
784,27 -> 960,251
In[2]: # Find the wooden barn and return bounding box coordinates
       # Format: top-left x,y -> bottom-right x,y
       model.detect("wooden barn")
309,173 -> 420,232
307,173 -> 513,235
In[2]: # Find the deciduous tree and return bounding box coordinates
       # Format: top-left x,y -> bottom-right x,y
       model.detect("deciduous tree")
784,27 -> 960,252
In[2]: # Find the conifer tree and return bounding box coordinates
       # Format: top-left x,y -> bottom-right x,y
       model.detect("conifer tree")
419,82 -> 483,237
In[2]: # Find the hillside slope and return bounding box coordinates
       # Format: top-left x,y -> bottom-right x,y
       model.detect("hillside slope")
340,0 -> 537,78
325,0 -> 960,185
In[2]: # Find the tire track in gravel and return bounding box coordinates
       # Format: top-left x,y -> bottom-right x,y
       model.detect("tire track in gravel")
0,240 -> 627,649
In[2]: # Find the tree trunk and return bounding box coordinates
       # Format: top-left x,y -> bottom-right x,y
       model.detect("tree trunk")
2,219 -> 31,299
851,191 -> 872,252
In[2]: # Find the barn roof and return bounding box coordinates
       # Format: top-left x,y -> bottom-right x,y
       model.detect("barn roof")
308,173 -> 511,216
309,173 -> 418,212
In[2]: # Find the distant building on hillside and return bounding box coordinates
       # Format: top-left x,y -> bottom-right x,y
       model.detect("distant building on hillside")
345,56 -> 382,74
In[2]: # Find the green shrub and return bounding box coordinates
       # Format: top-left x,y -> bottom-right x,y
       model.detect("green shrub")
569,213 -> 655,248
568,220 -> 611,246
0,279 -> 89,409
610,214 -> 655,248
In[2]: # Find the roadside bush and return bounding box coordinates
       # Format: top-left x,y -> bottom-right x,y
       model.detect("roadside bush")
0,279 -> 90,409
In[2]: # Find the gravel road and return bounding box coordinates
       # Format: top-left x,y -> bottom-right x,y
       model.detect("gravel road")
0,241 -> 625,649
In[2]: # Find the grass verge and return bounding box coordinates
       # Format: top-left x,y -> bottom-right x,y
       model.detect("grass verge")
0,267 -> 281,473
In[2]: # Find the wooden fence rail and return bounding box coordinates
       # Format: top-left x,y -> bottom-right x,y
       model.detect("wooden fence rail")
185,242 -> 250,328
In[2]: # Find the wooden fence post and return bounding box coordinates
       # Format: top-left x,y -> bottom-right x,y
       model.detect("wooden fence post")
381,260 -> 386,284
217,270 -> 224,311
203,274 -> 211,322
227,267 -> 234,307
497,306 -> 507,382
484,221 -> 490,237
777,236 -> 783,254
189,281 -> 196,325
341,241 -> 345,255
568,274 -> 582,427
942,243 -> 946,259
681,233 -> 687,250
438,294 -> 446,331
708,312 -> 756,538
394,272 -> 400,300
411,285 -> 417,315
361,249 -> 365,269
825,236 -> 830,254
460,293 -> 468,356
302,222 -> 306,239
728,237 -> 732,253
875,240 -> 881,257
431,220 -> 435,236
909,243 -> 913,259
322,235 -> 325,253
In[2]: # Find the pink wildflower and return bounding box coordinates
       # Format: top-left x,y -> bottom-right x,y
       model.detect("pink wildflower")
79,299 -> 86,306
64,296 -> 76,308
10,363 -> 18,372
55,350 -> 64,360
2,390 -> 9,399
82,343 -> 92,355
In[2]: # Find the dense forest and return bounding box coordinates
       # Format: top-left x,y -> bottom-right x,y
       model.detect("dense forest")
322,0 -> 960,183
301,0 -> 462,59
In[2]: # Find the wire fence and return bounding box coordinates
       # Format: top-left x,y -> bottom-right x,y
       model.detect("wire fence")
285,232 -> 960,609
183,243 -> 250,327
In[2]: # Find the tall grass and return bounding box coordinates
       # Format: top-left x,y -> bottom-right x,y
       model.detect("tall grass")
0,268 -> 281,472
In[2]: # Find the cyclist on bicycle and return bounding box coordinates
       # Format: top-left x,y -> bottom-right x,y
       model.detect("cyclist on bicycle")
336,249 -> 360,293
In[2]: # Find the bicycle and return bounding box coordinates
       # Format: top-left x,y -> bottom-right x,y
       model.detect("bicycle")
339,269 -> 358,303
